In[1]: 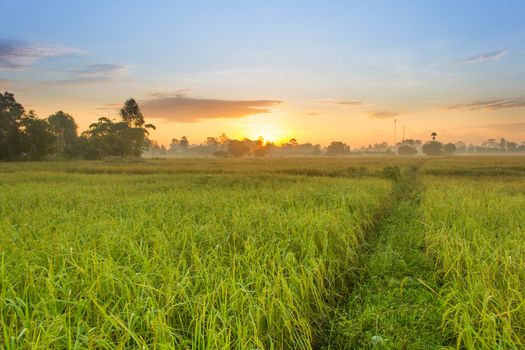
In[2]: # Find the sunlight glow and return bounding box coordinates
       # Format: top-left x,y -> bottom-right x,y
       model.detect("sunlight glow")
247,125 -> 289,144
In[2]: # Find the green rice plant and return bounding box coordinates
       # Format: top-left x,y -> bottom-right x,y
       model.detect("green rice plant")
0,168 -> 391,349
421,177 -> 525,349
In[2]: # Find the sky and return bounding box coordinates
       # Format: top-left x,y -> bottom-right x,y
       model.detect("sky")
1,0 -> 525,147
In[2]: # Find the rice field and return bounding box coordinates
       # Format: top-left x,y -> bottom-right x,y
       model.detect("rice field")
0,156 -> 524,349
421,176 -> 525,349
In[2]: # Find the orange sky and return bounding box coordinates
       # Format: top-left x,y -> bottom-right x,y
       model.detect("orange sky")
2,2 -> 525,147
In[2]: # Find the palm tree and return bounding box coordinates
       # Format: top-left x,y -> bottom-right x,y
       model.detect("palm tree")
431,132 -> 437,141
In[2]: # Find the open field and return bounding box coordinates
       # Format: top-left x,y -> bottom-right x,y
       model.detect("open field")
1,156 -> 525,349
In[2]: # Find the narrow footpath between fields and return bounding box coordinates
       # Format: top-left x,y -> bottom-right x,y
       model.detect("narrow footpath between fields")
324,164 -> 454,349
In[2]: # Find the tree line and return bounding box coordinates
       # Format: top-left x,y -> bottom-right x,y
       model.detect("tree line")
2,91 -> 525,160
0,92 -> 154,161
149,133 -> 525,158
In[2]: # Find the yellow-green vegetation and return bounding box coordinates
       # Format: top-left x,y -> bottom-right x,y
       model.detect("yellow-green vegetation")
0,166 -> 390,349
421,176 -> 525,349
332,165 -> 451,349
1,156 -> 525,349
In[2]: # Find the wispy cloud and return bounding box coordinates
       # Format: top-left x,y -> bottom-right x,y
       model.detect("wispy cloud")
443,98 -> 525,111
477,122 -> 525,132
318,99 -> 363,106
140,93 -> 281,123
451,122 -> 525,133
71,64 -> 126,77
463,49 -> 508,64
0,39 -> 85,70
44,64 -> 128,86
95,103 -> 122,112
367,110 -> 399,119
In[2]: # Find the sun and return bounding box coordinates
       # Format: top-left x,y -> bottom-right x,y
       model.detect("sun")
247,125 -> 289,144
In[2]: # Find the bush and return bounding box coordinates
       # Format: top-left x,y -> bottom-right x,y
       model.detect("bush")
326,141 -> 350,156
422,141 -> 443,156
102,156 -> 145,163
444,143 -> 456,155
213,150 -> 230,158
382,166 -> 401,180
227,140 -> 251,157
397,145 -> 417,156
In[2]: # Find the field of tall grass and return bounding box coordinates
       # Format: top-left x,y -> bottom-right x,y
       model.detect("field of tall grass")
1,156 -> 524,349
421,176 -> 525,349
0,168 -> 390,348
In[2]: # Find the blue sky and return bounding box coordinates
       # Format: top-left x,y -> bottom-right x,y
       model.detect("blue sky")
1,0 -> 525,146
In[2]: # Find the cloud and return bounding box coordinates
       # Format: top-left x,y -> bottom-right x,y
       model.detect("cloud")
463,49 -> 508,64
71,64 -> 126,77
0,39 -> 84,69
367,110 -> 399,119
443,98 -> 525,111
140,93 -> 281,123
452,122 -> 525,133
319,99 -> 363,106
480,122 -> 525,133
96,103 -> 122,111
44,64 -> 127,86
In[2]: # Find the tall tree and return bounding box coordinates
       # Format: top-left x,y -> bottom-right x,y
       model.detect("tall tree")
0,92 -> 25,160
179,136 -> 189,148
119,98 -> 155,156
48,111 -> 78,157
120,98 -> 144,127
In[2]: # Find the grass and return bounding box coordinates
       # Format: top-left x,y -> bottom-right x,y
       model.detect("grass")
326,164 -> 452,349
0,169 -> 390,349
0,156 -> 524,349
421,176 -> 525,349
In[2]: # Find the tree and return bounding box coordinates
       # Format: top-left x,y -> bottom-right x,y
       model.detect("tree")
444,143 -> 456,155
80,107 -> 155,159
19,111 -> 55,160
48,111 -> 78,157
228,140 -> 250,157
120,98 -> 144,127
219,133 -> 229,144
397,144 -> 417,156
206,137 -> 218,146
116,98 -> 155,157
326,141 -> 350,155
80,117 -> 122,159
422,141 -> 443,156
179,136 -> 189,148
431,132 -> 437,141
507,141 -> 518,152
0,92 -> 25,160
253,138 -> 270,157
499,138 -> 507,151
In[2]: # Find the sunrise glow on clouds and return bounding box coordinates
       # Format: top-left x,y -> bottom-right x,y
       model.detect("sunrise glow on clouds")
1,1 -> 525,147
